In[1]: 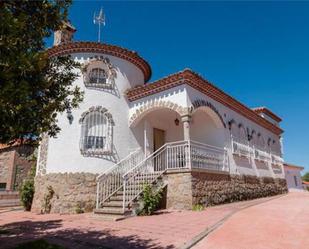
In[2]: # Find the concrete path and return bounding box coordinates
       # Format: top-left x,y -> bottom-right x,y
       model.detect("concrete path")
194,192 -> 309,249
0,196 -> 277,249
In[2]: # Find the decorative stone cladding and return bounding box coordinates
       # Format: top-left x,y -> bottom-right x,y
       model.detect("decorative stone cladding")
129,100 -> 189,127
32,173 -> 97,214
165,170 -> 287,210
36,134 -> 49,175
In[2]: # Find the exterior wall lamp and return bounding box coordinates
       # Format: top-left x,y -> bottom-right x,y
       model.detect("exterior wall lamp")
174,118 -> 180,126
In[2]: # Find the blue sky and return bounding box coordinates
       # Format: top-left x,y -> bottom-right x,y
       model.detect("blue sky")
46,1 -> 309,173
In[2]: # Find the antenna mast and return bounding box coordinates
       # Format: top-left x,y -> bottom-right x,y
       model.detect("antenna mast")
93,7 -> 105,43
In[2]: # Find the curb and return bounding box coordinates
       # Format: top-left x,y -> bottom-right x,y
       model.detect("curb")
180,194 -> 287,249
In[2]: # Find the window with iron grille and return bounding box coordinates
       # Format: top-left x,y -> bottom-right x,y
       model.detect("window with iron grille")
79,106 -> 114,156
89,68 -> 107,85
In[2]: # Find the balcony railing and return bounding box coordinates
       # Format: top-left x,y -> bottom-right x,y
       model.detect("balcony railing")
232,138 -> 252,158
231,138 -> 284,167
254,148 -> 272,163
166,140 -> 229,172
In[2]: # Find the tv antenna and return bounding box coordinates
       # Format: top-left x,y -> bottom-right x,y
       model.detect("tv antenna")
93,7 -> 105,43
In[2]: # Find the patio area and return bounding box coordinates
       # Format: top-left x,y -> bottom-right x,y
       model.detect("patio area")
0,195 -> 288,249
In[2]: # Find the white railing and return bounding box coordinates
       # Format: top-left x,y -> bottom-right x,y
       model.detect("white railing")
96,148 -> 144,208
122,140 -> 228,211
231,138 -> 252,158
190,141 -> 228,171
254,148 -> 271,163
123,143 -> 168,211
271,154 -> 284,166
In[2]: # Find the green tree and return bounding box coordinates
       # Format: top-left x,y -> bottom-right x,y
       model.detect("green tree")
0,0 -> 83,144
302,172 -> 309,182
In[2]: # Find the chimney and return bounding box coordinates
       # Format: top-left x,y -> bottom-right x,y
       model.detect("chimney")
53,20 -> 76,46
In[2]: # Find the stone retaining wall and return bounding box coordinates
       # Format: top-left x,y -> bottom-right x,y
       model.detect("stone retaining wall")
166,170 -> 287,210
32,173 -> 97,214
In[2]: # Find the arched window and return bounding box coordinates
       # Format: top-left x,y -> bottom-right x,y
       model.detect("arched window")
257,133 -> 265,149
79,107 -> 114,156
89,68 -> 107,85
238,124 -> 247,142
82,58 -> 116,89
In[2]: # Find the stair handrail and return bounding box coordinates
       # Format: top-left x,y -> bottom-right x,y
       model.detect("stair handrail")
96,147 -> 143,180
122,142 -> 171,210
96,147 -> 144,208
122,143 -> 170,179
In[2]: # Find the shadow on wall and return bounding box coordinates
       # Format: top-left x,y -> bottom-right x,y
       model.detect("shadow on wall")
81,143 -> 120,163
1,219 -> 175,249
233,155 -> 252,169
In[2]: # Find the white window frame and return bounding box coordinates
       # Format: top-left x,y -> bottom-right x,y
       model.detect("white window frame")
79,106 -> 114,156
82,57 -> 116,89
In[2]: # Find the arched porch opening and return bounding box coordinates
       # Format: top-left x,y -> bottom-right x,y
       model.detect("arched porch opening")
131,107 -> 184,155
190,106 -> 226,149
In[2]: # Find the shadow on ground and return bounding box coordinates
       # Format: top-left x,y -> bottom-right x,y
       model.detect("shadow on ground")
0,219 -> 175,249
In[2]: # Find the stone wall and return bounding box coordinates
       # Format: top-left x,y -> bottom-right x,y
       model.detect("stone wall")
165,171 -> 192,209
165,170 -> 287,210
192,172 -> 287,207
32,173 -> 97,214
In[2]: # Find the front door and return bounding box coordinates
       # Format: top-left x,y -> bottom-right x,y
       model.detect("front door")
153,128 -> 165,151
153,128 -> 165,171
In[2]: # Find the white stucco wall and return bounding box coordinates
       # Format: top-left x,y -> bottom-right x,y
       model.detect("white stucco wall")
44,52 -> 145,174
284,166 -> 304,190
39,50 -> 284,178
185,85 -> 281,177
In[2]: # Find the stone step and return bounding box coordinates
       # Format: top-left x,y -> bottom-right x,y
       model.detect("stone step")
102,201 -> 123,208
91,213 -> 128,222
94,207 -> 125,215
109,195 -> 123,201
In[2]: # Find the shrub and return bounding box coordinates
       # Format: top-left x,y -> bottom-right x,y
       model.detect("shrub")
20,180 -> 34,211
192,204 -> 204,211
75,201 -> 84,214
139,184 -> 162,216
19,162 -> 36,211
42,186 -> 54,214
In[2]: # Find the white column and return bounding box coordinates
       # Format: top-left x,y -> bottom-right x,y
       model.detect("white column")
181,114 -> 192,169
181,115 -> 191,141
143,120 -> 150,156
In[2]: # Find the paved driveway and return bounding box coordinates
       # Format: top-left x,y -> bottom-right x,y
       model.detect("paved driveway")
0,196 -> 277,249
194,192 -> 309,249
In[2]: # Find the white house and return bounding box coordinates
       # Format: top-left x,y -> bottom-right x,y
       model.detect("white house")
284,163 -> 304,191
32,22 -> 287,216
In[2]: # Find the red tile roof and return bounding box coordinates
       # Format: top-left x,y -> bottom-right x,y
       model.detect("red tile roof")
283,163 -> 304,170
252,107 -> 282,122
47,42 -> 152,82
126,69 -> 283,135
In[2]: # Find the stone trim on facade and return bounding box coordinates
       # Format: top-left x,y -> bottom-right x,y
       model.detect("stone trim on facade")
129,100 -> 189,127
32,171 -> 286,214
36,134 -> 49,176
165,171 -> 287,210
47,42 -> 152,82
126,69 -> 283,135
32,173 -> 97,214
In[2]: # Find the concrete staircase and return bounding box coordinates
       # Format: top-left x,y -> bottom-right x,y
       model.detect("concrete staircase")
94,173 -> 163,220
